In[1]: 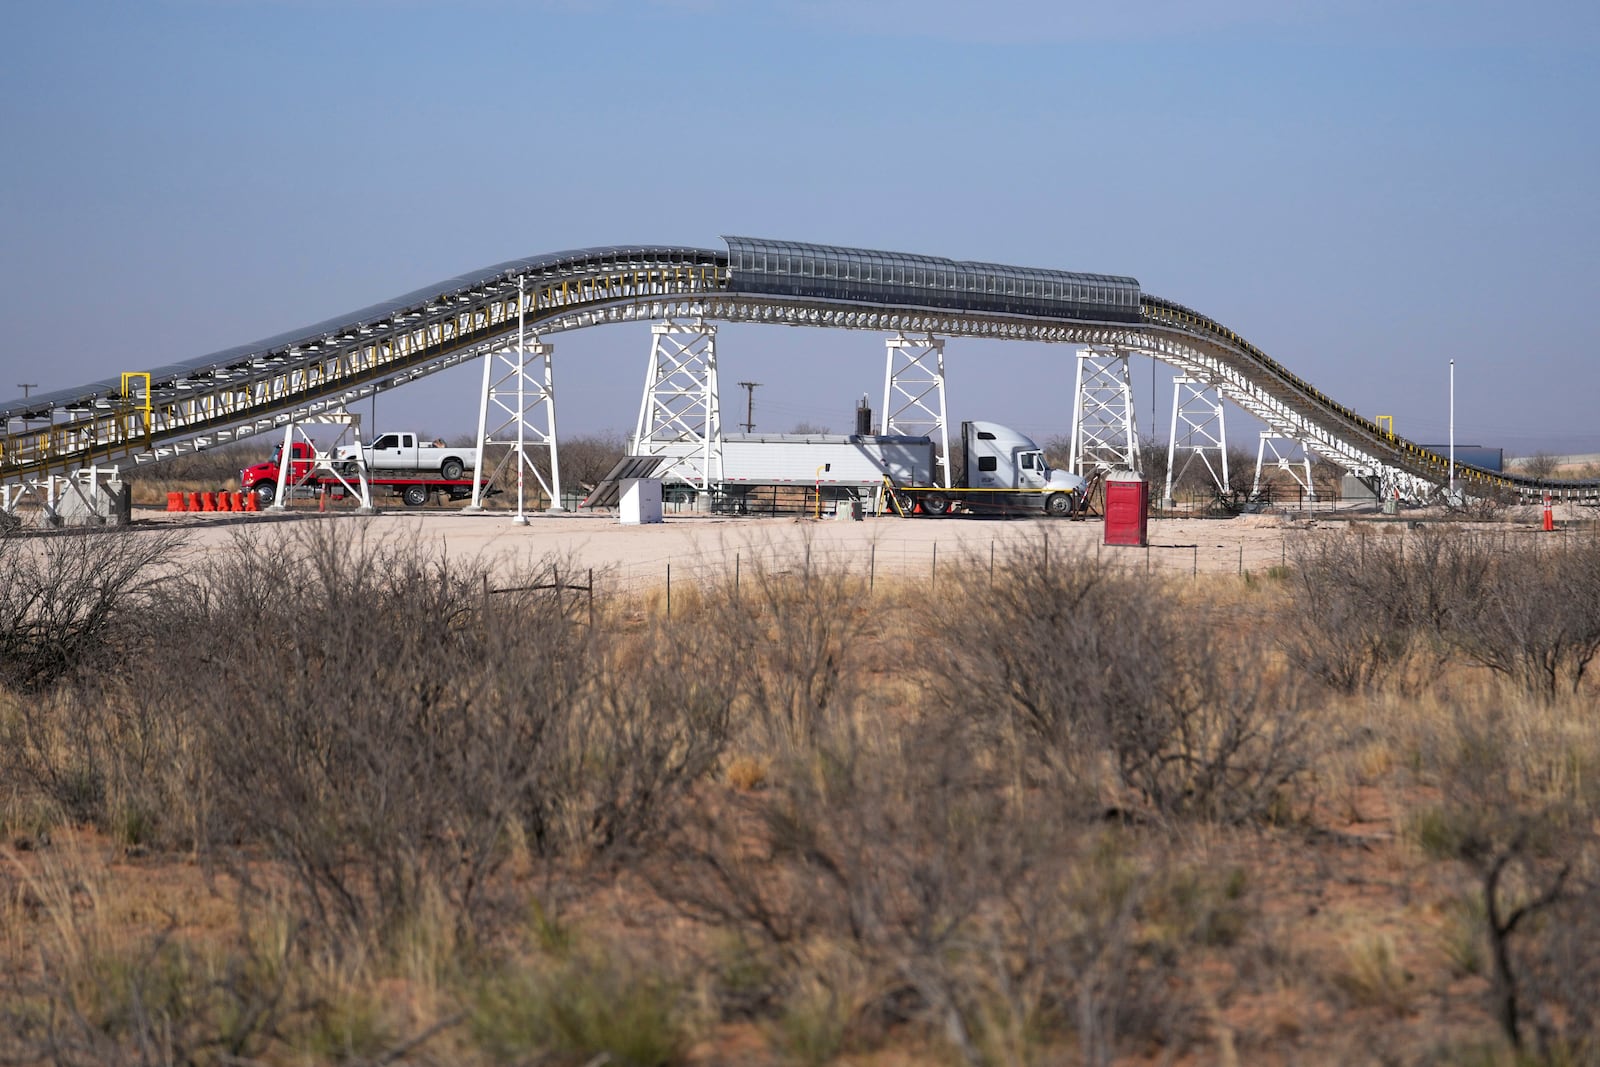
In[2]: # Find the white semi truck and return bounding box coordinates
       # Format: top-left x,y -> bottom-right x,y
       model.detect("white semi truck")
636,421 -> 1087,517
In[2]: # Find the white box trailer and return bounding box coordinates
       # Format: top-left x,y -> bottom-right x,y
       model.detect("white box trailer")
718,433 -> 934,488
646,433 -> 933,509
619,422 -> 1087,517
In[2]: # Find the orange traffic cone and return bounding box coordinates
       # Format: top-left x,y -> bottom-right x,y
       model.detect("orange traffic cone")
1543,494 -> 1554,532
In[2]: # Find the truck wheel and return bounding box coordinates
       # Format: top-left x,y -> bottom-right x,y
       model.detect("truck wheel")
253,482 -> 276,506
1046,492 -> 1073,517
440,458 -> 465,481
402,485 -> 430,507
921,492 -> 951,517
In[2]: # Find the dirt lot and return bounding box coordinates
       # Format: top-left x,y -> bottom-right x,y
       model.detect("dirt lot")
133,501 -> 1591,594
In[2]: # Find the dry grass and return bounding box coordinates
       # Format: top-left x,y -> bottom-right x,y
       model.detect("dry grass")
1,522 -> 1598,1064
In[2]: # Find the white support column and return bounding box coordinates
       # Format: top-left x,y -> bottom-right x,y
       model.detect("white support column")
881,333 -> 950,488
631,319 -> 722,494
1253,432 -> 1316,500
466,276 -> 563,520
267,408 -> 372,513
1164,377 -> 1230,506
1068,346 -> 1140,475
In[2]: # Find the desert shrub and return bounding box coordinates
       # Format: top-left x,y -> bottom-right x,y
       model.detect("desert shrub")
693,544 -> 877,759
1,682 -> 208,851
1281,527 -> 1490,695
1411,701 -> 1600,1057
1285,528 -> 1600,703
470,935 -> 689,1067
1329,932 -> 1415,1014
0,527 -> 194,841
114,520 -> 736,952
655,647 -> 1218,1066
528,615 -> 737,856
0,526 -> 188,692
0,846 -> 309,1067
920,538 -> 1314,824
551,430 -> 629,490
137,439 -> 259,488
1445,537 -> 1600,702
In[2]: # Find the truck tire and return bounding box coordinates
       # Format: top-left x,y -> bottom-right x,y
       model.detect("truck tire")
402,485 -> 430,507
253,481 -> 276,506
1045,492 -> 1074,517
440,458 -> 465,481
921,492 -> 951,517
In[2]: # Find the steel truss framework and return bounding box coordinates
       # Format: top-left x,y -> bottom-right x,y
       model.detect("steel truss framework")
881,334 -> 951,489
631,320 -> 722,491
1069,347 -> 1140,476
1166,377 -> 1229,504
4,242 -> 1595,520
469,277 -> 562,519
1254,433 -> 1316,499
266,410 -> 374,513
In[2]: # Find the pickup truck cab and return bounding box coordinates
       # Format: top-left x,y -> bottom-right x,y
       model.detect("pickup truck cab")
333,432 -> 478,480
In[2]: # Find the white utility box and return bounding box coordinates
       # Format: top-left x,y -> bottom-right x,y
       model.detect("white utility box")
619,478 -> 663,525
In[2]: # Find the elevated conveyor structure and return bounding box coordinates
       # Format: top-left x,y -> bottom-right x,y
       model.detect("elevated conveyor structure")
2,237 -> 1594,507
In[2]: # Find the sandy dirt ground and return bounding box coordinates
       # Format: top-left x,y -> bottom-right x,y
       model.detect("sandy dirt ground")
129,498 -> 1594,594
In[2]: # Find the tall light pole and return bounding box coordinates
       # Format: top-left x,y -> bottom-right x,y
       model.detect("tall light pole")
513,274 -> 528,526
1448,359 -> 1456,504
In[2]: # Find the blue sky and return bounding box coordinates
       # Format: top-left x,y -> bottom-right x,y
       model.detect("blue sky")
3,0 -> 1597,456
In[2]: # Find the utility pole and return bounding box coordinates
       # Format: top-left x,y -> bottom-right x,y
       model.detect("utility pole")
17,383 -> 37,398
737,381 -> 761,433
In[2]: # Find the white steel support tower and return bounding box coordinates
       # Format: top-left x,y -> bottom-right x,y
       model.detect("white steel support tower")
466,276 -> 563,522
1254,431 -> 1316,501
266,409 -> 373,513
881,333 -> 951,488
1068,346 -> 1140,475
632,319 -> 722,491
1164,377 -> 1229,506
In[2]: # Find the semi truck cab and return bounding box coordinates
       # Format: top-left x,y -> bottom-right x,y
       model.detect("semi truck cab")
928,421 -> 1086,516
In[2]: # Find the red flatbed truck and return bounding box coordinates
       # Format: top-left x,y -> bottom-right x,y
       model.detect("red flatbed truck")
239,441 -> 484,508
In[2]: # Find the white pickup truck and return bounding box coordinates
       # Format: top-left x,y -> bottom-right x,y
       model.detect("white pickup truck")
333,431 -> 479,480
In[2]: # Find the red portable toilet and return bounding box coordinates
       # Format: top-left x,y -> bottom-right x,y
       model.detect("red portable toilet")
1104,470 -> 1149,547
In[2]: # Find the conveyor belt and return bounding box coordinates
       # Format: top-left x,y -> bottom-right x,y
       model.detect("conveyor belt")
2,238 -> 1592,504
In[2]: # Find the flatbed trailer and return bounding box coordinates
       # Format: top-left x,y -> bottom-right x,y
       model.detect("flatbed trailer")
315,474 -> 484,507
883,482 -> 1092,518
